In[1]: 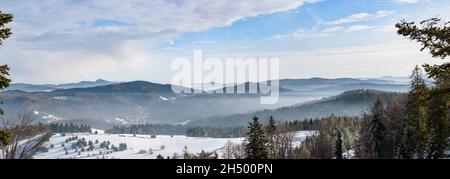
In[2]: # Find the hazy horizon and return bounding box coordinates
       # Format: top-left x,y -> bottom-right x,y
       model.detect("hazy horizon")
9,75 -> 413,86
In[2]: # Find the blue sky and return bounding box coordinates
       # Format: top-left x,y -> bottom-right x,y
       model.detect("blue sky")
168,0 -> 447,52
0,0 -> 449,84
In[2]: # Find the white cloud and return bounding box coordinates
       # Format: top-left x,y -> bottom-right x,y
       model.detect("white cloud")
1,0 -> 319,42
372,24 -> 397,32
196,42 -> 439,79
274,42 -> 438,79
0,39 -> 158,84
0,0 -> 319,83
322,26 -> 345,33
273,28 -> 330,40
345,25 -> 372,32
276,23 -> 389,40
391,0 -> 419,4
325,10 -> 394,25
274,29 -> 306,39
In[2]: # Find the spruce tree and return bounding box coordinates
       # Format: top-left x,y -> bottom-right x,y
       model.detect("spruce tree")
400,66 -> 428,158
335,131 -> 343,159
183,146 -> 191,159
397,18 -> 449,159
0,130 -> 11,148
156,154 -> 164,159
245,116 -> 268,159
369,99 -> 386,159
0,11 -> 13,150
265,116 -> 277,159
0,11 -> 13,104
426,88 -> 449,159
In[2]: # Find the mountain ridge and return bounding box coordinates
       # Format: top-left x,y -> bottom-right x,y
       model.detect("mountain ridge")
6,79 -> 116,92
0,78 -> 410,127
188,89 -> 405,127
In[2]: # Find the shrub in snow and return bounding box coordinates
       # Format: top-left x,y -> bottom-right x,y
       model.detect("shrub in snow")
35,146 -> 49,153
149,148 -> 153,155
119,143 -> 127,151
138,150 -> 148,154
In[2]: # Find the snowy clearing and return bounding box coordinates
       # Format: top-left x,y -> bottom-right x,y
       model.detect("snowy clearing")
33,133 -> 243,159
33,131 -> 315,159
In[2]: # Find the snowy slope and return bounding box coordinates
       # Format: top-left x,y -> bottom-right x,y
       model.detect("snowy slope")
33,133 -> 244,159
33,131 -> 315,159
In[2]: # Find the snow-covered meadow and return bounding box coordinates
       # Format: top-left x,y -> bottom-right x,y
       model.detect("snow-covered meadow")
33,129 -> 316,159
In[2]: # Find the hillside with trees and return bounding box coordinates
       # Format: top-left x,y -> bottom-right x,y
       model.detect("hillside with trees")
190,89 -> 403,127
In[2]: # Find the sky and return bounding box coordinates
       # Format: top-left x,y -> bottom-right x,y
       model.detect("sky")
0,0 -> 449,84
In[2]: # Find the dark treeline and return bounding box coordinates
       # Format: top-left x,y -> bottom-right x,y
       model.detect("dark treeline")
356,66 -> 448,159
242,115 -> 362,159
287,115 -> 361,132
48,123 -> 91,133
105,124 -> 247,138
106,124 -> 186,135
290,116 -> 362,159
186,127 -> 246,138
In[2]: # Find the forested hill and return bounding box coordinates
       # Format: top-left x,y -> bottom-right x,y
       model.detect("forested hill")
188,89 -> 405,127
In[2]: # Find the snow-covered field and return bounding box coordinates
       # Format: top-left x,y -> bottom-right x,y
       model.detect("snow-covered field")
33,132 -> 244,159
33,130 -> 315,159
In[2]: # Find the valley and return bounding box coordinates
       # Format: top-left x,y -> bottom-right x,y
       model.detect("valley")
0,77 -> 409,128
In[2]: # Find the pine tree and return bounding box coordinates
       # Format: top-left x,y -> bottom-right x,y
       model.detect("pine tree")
183,146 -> 191,159
383,96 -> 407,158
396,18 -> 449,159
245,116 -> 268,159
0,11 -> 13,149
335,131 -> 343,159
265,116 -> 277,159
369,99 -> 386,159
63,124 -> 68,133
426,88 -> 449,159
400,66 -> 429,158
0,11 -> 12,105
119,143 -> 127,151
0,130 -> 11,149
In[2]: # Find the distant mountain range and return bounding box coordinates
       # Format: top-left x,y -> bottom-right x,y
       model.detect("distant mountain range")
188,89 -> 405,127
6,77 -> 410,93
54,81 -> 192,94
0,77 -> 410,128
6,79 -> 116,92
277,77 -> 408,93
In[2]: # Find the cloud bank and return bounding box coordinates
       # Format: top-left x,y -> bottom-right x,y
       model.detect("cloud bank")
0,0 -> 318,83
